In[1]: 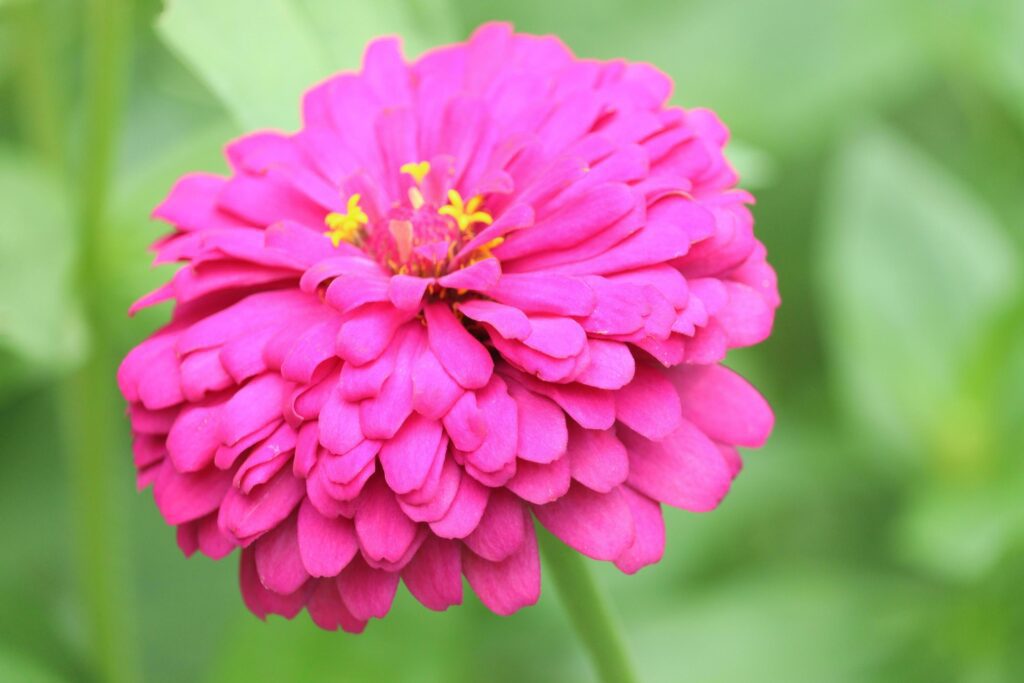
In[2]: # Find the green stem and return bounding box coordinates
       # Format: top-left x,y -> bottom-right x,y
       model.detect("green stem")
63,0 -> 138,681
539,530 -> 641,683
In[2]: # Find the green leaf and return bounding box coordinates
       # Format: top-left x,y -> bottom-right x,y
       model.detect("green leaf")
297,0 -> 455,69
0,152 -> 85,384
0,647 -> 67,683
156,0 -> 453,132
627,568 -> 931,683
156,0 -> 328,131
818,127 -> 1019,458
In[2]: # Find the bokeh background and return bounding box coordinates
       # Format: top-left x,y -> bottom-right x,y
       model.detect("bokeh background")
1,0 -> 1023,681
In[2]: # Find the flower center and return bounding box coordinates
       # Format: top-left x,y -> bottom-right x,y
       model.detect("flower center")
324,161 -> 499,277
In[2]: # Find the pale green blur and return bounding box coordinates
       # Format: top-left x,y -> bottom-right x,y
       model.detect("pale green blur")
1,1 -> 1022,681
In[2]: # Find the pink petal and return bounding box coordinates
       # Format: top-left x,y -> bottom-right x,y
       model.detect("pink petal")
507,380 -> 567,464
429,471 -> 489,539
463,509 -> 540,616
620,420 -> 733,512
484,273 -> 596,317
438,258 -> 502,291
307,578 -> 367,633
411,346 -> 463,419
505,456 -> 571,505
671,364 -> 774,447
615,364 -> 682,440
574,340 -> 636,390
388,274 -> 433,311
402,535 -> 463,611
153,461 -> 233,525
220,373 -> 288,445
442,391 -> 487,452
614,487 -> 665,574
379,413 -> 444,495
239,548 -> 308,620
567,424 -> 629,493
254,513 -> 309,594
533,483 -> 635,561
457,299 -> 532,340
318,391 -> 363,455
425,303 -> 493,389
297,498 -> 358,577
166,402 -> 222,473
464,375 -> 518,474
218,468 -> 306,544
336,556 -> 400,620
521,316 -> 587,359
464,489 -> 526,562
354,477 -> 419,564
336,303 -> 414,365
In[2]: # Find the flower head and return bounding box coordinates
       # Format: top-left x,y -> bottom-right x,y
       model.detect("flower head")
119,22 -> 779,632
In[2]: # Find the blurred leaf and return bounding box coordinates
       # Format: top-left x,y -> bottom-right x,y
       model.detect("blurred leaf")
897,476 -> 1024,582
298,0 -> 455,67
628,567 -> 930,683
0,152 -> 85,386
156,0 -> 327,130
156,0 -> 451,132
0,646 -> 67,683
818,126 -> 1019,458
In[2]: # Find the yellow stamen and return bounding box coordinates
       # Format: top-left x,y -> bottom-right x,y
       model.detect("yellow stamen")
475,236 -> 504,260
408,186 -> 425,210
324,193 -> 368,247
400,160 -> 431,185
438,189 -> 493,232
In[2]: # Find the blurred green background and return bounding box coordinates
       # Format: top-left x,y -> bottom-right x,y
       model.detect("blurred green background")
1,0 -> 1023,681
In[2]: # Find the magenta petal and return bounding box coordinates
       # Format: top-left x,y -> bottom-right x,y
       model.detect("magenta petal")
218,468 -> 305,544
318,391 -> 363,455
574,340 -> 636,390
567,424 -> 629,493
505,456 -> 571,505
507,380 -> 567,464
614,487 -> 665,574
337,303 -> 414,365
533,483 -> 635,561
307,578 -> 367,633
336,556 -> 400,620
355,477 -> 419,564
254,514 -> 309,594
620,420 -> 733,512
239,548 -> 308,620
437,257 -> 501,292
615,364 -> 682,440
425,303 -> 493,389
411,346 -> 463,420
297,499 -> 358,577
463,510 -> 540,616
429,470 -> 489,539
402,535 -> 463,611
166,403 -> 222,472
464,489 -> 526,562
671,364 -> 774,447
388,274 -> 433,311
442,391 -> 487,452
153,461 -> 233,525
457,299 -> 532,340
379,413 -> 444,494
484,273 -> 596,317
220,373 -> 287,446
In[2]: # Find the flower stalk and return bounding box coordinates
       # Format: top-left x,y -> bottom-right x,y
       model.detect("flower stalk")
539,529 -> 641,683
63,0 -> 138,681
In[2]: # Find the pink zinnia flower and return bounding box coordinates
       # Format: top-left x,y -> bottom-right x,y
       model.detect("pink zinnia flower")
119,22 -> 778,632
